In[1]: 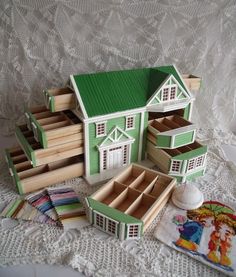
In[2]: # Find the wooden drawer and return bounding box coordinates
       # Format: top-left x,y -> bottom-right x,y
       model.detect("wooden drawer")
182,74 -> 201,91
25,108 -> 83,148
147,140 -> 207,181
43,87 -> 76,112
15,124 -> 84,167
148,115 -> 196,149
5,146 -> 84,194
86,164 -> 176,240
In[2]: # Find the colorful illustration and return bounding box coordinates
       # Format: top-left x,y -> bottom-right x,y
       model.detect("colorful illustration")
172,201 -> 236,272
173,207 -> 214,252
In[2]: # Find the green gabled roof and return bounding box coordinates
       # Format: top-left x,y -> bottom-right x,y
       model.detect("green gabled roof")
73,65 -> 188,118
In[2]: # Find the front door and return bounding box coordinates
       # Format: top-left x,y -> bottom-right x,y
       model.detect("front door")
108,147 -> 123,170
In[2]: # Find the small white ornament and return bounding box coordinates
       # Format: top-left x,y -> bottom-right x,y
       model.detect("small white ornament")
171,182 -> 204,210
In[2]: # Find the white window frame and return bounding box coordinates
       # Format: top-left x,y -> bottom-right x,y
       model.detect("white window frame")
161,85 -> 177,102
94,211 -> 106,231
106,218 -> 119,237
93,211 -> 119,237
186,154 -> 206,173
126,224 -> 141,239
195,155 -> 206,168
95,121 -> 107,138
170,160 -> 182,173
125,115 -> 135,131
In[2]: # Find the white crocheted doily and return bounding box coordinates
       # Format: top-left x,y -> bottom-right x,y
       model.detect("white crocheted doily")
1,129 -> 236,277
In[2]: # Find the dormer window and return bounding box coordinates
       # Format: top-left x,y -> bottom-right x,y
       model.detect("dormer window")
162,85 -> 177,101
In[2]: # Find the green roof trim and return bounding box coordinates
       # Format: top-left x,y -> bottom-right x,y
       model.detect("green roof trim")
73,65 -> 188,118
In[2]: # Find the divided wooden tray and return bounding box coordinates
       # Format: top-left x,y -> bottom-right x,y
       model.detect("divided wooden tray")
86,164 -> 176,240
43,87 -> 76,112
5,146 -> 84,194
148,115 -> 196,149
15,124 -> 84,167
25,107 -> 83,148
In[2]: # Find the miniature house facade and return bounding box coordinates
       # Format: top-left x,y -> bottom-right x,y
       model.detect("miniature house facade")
5,65 -> 206,195
67,65 -> 206,182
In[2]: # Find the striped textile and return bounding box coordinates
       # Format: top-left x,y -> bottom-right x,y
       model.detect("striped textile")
0,199 -> 57,225
26,190 -> 59,221
47,187 -> 89,230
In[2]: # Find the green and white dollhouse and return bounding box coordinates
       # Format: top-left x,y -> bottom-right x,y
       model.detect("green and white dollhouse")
67,65 -> 206,183
5,65 -> 206,195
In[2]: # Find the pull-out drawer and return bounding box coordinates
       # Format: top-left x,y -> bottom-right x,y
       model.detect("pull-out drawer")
148,115 -> 196,149
182,74 -> 201,91
5,147 -> 84,194
15,125 -> 84,167
147,140 -> 207,182
25,108 -> 83,148
43,87 -> 76,112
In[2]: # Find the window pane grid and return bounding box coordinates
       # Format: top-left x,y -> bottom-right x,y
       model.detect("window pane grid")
123,145 -> 128,165
128,225 -> 139,238
196,155 -> 204,167
107,219 -> 116,234
171,160 -> 181,172
96,123 -> 106,136
95,213 -> 104,229
126,116 -> 135,129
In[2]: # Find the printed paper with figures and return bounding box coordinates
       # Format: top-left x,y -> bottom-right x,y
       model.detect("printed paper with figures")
154,201 -> 236,276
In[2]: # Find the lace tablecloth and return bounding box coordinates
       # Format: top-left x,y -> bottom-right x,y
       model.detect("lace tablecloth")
1,129 -> 236,277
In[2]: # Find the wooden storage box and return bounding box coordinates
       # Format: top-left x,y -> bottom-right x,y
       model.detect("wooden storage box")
148,115 -> 196,149
25,107 -> 83,148
147,140 -> 207,182
182,74 -> 201,91
15,125 -> 84,167
5,146 -> 84,194
86,164 -> 176,240
43,87 -> 76,112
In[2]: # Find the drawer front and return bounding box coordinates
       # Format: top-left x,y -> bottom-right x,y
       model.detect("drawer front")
43,88 -> 76,112
25,108 -> 83,149
5,146 -> 84,194
148,115 -> 196,149
15,124 -> 84,167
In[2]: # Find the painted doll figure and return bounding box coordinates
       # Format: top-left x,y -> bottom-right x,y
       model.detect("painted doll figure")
174,207 -> 215,252
207,213 -> 236,267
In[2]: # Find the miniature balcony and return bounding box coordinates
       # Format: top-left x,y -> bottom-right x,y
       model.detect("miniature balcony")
43,87 -> 76,112
148,115 -> 196,149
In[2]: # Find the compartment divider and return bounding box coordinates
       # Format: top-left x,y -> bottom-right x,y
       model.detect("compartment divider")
129,171 -> 145,188
124,194 -> 143,215
163,118 -> 180,129
142,176 -> 159,194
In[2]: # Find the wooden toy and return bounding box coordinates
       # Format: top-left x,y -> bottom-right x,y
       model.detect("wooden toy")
4,65 -> 206,195
5,146 -> 84,194
86,164 -> 176,240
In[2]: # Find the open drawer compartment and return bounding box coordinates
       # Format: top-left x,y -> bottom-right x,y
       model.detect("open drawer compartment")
5,147 -> 84,194
43,87 -> 76,112
25,107 -> 83,148
182,74 -> 201,91
148,115 -> 196,149
147,140 -> 207,182
86,164 -> 176,240
15,124 -> 84,167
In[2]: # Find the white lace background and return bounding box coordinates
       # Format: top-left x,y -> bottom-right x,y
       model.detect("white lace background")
1,1 -> 236,276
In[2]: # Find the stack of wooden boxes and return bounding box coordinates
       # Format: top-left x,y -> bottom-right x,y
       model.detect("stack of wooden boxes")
5,88 -> 84,194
